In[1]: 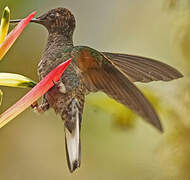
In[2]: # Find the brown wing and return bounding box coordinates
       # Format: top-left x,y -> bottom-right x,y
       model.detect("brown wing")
102,52 -> 183,82
72,46 -> 162,131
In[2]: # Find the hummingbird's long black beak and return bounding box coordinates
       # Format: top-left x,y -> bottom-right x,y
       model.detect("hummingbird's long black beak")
10,18 -> 43,24
9,19 -> 22,23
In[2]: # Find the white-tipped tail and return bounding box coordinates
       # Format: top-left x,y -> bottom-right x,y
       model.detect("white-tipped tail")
65,107 -> 81,172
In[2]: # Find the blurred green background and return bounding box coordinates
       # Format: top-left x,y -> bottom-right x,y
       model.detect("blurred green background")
0,0 -> 189,179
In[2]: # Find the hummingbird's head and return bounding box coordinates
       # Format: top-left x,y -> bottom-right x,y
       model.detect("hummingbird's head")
10,8 -> 76,35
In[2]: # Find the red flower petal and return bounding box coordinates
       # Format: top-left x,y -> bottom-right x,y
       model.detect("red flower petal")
0,11 -> 36,60
0,58 -> 72,128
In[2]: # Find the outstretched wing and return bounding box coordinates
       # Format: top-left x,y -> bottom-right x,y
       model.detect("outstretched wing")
102,52 -> 183,82
72,46 -> 162,131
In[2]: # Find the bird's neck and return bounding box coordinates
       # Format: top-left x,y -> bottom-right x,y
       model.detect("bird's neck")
39,32 -> 73,78
41,32 -> 73,66
46,32 -> 73,48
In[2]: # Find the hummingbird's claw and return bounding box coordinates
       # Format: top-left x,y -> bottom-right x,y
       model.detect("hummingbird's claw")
31,101 -> 38,109
31,101 -> 49,113
52,80 -> 57,86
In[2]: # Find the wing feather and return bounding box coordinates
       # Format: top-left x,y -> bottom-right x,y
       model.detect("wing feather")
72,46 -> 162,131
102,52 -> 183,82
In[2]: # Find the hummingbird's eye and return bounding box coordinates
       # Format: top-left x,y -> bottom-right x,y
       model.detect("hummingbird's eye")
49,13 -> 56,19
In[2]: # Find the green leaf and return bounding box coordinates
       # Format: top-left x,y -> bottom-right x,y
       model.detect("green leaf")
0,73 -> 36,88
0,7 -> 10,44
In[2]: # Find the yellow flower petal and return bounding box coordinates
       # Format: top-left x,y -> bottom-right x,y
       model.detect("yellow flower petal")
0,73 -> 36,88
0,7 -> 10,44
0,89 -> 3,106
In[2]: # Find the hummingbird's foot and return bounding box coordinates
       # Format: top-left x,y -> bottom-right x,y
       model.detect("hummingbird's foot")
31,101 -> 42,113
31,101 -> 49,113
52,80 -> 66,94
31,101 -> 38,109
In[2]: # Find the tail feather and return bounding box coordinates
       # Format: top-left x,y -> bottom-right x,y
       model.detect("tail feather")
65,127 -> 81,172
64,98 -> 81,173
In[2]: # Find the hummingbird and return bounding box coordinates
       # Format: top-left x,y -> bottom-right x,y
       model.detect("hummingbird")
10,8 -> 183,172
